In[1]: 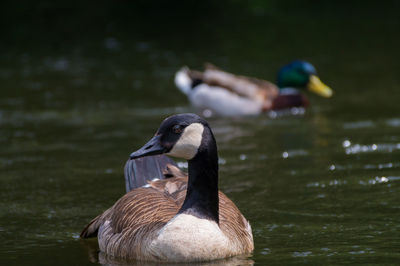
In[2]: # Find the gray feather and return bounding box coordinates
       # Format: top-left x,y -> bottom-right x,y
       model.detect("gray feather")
124,155 -> 178,192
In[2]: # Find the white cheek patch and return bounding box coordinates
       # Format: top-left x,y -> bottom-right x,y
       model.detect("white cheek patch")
167,123 -> 204,160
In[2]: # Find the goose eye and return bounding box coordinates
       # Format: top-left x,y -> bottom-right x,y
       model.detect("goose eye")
172,125 -> 183,134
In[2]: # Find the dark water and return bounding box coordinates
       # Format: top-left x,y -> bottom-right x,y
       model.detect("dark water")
1,1 -> 400,265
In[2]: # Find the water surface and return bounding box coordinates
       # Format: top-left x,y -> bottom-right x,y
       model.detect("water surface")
1,1 -> 400,265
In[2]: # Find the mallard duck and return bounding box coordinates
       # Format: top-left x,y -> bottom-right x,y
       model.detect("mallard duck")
80,113 -> 254,262
175,61 -> 333,116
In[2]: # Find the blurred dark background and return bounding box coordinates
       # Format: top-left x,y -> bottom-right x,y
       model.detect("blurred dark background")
1,0 -> 399,114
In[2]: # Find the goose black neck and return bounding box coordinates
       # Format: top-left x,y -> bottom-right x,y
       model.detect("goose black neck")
178,126 -> 219,224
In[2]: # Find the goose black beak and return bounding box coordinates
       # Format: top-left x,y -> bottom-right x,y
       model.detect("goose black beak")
130,135 -> 166,160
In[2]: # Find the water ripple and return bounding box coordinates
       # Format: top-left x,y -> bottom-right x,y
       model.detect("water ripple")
281,149 -> 309,159
343,120 -> 375,129
359,176 -> 400,185
386,118 -> 400,127
345,142 -> 400,154
364,162 -> 400,169
267,107 -> 306,118
292,251 -> 312,257
307,176 -> 400,188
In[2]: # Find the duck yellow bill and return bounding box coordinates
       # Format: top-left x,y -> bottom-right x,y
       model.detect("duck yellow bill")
307,75 -> 333,98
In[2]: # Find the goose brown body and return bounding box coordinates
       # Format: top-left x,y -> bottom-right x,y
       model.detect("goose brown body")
81,165 -> 253,262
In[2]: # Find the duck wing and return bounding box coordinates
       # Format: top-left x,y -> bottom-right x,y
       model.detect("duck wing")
202,63 -> 279,104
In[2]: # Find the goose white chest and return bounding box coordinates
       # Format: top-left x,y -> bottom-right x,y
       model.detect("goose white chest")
149,213 -> 233,262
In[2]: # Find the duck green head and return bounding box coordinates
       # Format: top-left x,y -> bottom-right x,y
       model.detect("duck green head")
277,60 -> 333,98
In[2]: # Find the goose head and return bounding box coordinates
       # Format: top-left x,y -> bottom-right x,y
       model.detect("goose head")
130,113 -> 209,161
277,60 -> 333,98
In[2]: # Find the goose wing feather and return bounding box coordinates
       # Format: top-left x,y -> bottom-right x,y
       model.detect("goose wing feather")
81,186 -> 181,260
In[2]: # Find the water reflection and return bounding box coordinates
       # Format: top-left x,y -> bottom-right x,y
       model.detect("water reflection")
98,255 -> 254,266
81,240 -> 254,266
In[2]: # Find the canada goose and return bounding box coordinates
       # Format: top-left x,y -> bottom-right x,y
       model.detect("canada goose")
80,113 -> 254,262
175,61 -> 333,116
